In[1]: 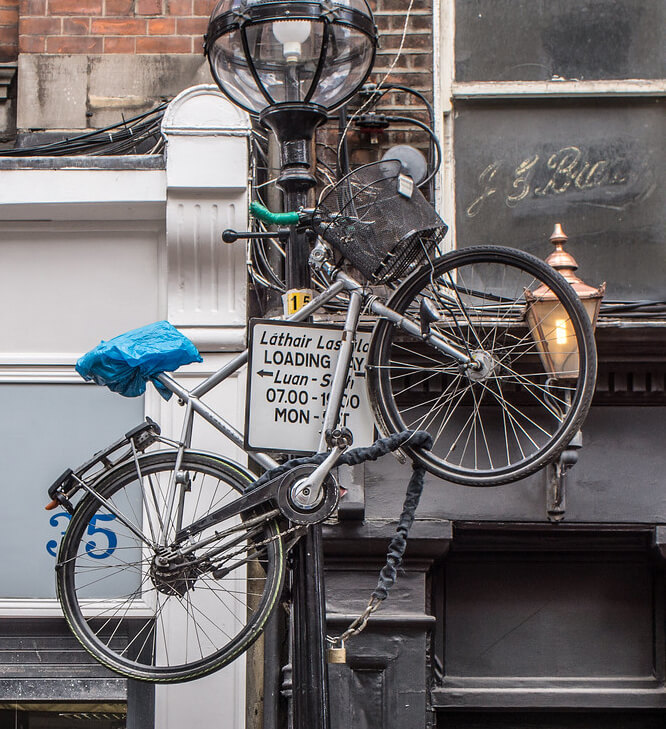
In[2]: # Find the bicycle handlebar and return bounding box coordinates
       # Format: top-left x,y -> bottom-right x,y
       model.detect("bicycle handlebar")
249,201 -> 300,226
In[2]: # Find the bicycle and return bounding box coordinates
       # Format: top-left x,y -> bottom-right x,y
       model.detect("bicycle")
46,160 -> 597,683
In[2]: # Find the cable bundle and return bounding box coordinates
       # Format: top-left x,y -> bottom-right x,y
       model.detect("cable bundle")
0,103 -> 167,157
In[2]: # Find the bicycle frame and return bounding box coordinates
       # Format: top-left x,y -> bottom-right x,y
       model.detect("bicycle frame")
149,254 -> 475,544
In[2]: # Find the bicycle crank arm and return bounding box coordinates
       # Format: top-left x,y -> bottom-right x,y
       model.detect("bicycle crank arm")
290,444 -> 344,507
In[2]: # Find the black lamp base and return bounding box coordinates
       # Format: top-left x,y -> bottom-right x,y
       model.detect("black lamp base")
260,103 -> 328,196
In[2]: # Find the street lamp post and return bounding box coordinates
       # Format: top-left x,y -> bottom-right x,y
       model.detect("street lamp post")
205,3 -> 377,726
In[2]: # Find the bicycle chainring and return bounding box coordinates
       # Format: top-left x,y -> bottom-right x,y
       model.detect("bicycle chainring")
276,464 -> 339,525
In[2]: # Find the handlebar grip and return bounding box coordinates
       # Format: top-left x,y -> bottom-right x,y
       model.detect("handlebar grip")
249,201 -> 300,226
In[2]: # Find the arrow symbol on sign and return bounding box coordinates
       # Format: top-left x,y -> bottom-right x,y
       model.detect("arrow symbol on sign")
257,370 -> 274,378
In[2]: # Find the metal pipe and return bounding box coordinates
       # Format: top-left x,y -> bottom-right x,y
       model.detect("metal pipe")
262,609 -> 282,729
291,525 -> 329,729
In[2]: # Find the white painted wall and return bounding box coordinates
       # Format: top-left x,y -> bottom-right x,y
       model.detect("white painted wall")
0,85 -> 252,728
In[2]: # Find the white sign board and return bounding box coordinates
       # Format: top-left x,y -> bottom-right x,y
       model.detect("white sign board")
245,320 -> 374,453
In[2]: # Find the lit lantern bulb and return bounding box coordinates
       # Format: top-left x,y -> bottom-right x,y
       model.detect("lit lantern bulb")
272,20 -> 312,62
555,319 -> 568,345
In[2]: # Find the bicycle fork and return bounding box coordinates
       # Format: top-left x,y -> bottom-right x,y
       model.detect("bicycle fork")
289,289 -> 365,505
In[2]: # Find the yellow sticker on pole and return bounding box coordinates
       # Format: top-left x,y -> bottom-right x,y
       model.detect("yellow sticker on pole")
284,289 -> 314,315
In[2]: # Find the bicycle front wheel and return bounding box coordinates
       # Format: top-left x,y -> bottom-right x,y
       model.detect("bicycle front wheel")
368,246 -> 597,486
57,452 -> 285,683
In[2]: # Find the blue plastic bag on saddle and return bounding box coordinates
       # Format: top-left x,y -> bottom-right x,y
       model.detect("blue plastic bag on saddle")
76,321 -> 203,400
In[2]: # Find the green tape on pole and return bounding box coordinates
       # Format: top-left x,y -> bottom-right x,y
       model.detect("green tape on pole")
249,201 -> 300,225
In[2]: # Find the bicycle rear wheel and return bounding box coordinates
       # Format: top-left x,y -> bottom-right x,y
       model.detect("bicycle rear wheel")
368,246 -> 597,485
57,451 -> 284,683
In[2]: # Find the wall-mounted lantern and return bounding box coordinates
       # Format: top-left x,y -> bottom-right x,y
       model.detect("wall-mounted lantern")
525,223 -> 605,522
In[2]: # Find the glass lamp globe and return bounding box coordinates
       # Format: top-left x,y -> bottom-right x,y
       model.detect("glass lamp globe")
205,0 -> 378,116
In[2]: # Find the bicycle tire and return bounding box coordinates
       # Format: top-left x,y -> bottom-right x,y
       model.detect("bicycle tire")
57,451 -> 285,683
368,246 -> 597,486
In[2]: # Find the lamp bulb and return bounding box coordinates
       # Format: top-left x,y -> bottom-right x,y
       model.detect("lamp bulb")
555,319 -> 568,345
272,20 -> 312,61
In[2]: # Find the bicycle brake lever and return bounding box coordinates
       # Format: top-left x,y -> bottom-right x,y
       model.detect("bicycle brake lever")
419,297 -> 440,337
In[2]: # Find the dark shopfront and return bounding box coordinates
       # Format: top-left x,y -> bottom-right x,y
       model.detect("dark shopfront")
322,322 -> 666,727
320,0 -> 666,720
316,0 -> 666,724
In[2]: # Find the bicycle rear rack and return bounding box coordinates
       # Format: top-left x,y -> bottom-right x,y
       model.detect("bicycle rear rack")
46,418 -> 161,514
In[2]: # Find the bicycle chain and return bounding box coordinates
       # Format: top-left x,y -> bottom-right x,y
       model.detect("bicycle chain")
209,521 -> 301,571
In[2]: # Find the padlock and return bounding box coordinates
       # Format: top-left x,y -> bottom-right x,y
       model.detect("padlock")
327,644 -> 346,664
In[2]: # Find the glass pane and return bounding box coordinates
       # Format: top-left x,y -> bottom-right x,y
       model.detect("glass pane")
445,556 -> 654,678
0,384 -> 144,599
455,0 -> 665,82
454,100 -> 664,301
250,20 -> 326,104
310,26 -> 375,108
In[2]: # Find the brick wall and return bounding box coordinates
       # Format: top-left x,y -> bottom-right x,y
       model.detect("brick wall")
323,0 -> 436,172
17,0 -> 216,55
0,0 -> 18,61
373,0 -> 433,97
12,0 -> 433,87
6,0 -> 435,147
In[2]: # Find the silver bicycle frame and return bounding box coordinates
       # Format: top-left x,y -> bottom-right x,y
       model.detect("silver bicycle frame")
155,266 -> 470,460
150,263 -> 473,535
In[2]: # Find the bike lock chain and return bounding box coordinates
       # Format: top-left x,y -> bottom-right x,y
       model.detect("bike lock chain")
250,429 -> 433,661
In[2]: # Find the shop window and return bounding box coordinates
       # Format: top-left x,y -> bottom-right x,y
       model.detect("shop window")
0,384 -> 143,601
441,0 -> 665,303
431,528 -> 666,709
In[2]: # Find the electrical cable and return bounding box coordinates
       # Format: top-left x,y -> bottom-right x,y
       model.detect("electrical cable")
359,83 -> 437,197
0,103 -> 168,157
337,106 -> 351,179
336,0 -> 416,163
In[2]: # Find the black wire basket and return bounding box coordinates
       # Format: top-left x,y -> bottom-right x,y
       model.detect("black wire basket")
316,160 -> 447,284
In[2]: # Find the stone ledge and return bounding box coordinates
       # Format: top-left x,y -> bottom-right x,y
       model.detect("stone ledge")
0,154 -> 165,170
0,62 -> 17,102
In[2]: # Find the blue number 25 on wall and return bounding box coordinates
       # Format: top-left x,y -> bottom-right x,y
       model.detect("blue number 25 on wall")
47,512 -> 118,560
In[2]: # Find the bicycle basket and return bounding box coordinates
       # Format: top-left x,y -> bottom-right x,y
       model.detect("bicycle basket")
315,160 -> 447,284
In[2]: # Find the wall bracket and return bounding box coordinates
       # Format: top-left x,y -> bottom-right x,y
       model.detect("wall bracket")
546,430 -> 583,522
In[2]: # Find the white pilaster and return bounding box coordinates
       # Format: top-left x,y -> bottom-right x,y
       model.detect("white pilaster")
156,86 -> 252,729
161,85 -> 251,352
